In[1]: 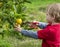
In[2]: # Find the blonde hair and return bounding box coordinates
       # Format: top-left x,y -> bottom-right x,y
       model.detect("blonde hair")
47,3 -> 60,23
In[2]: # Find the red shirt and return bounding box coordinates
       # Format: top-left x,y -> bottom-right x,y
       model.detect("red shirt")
37,24 -> 60,47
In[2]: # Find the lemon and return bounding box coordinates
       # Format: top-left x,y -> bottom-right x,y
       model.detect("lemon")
16,19 -> 22,24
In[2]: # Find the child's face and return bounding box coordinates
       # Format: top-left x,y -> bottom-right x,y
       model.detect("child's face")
46,13 -> 55,23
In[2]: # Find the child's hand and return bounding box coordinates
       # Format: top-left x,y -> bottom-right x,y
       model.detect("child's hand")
14,24 -> 22,32
32,21 -> 39,25
29,21 -> 39,29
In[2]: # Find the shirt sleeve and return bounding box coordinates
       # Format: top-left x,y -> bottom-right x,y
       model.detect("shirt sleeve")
37,28 -> 49,39
21,30 -> 38,39
38,22 -> 48,29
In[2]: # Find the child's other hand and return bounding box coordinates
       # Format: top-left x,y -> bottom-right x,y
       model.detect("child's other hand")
29,21 -> 39,29
32,21 -> 39,25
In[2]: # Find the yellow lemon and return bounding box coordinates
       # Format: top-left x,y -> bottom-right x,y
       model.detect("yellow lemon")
16,19 -> 22,24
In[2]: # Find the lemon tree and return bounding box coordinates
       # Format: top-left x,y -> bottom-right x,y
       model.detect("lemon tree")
0,0 -> 31,28
0,0 -> 31,38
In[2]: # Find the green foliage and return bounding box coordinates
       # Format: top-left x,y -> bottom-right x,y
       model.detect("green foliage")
0,39 -> 11,47
0,0 -> 31,39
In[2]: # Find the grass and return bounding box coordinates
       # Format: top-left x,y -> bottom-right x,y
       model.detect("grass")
0,0 -> 60,47
0,36 -> 42,47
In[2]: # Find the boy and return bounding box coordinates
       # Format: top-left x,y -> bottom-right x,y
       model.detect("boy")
14,3 -> 60,47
